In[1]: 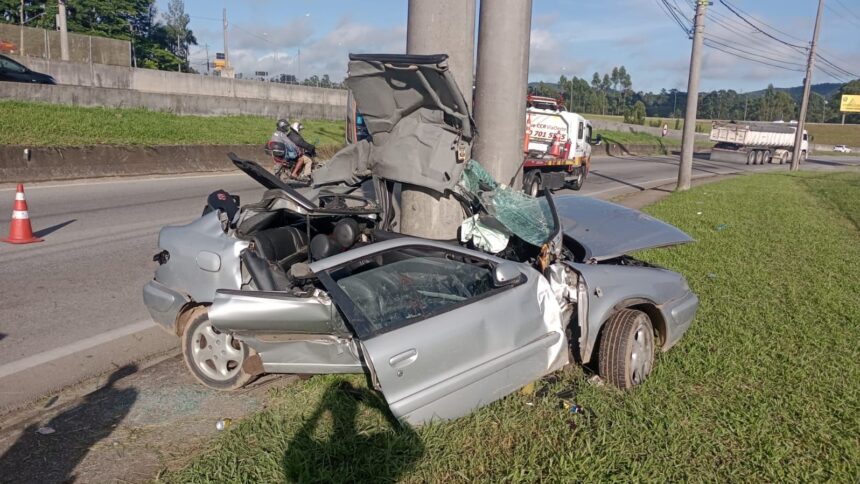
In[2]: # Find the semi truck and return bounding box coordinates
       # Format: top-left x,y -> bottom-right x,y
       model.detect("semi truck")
709,121 -> 808,165
522,95 -> 596,196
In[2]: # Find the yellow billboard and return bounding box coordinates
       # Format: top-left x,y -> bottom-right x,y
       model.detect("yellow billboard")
841,95 -> 860,113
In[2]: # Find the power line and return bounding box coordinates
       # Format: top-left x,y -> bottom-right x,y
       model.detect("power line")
833,0 -> 860,22
816,53 -> 860,79
655,0 -> 691,34
824,3 -> 860,29
704,36 -> 806,68
703,40 -> 804,72
719,0 -> 808,49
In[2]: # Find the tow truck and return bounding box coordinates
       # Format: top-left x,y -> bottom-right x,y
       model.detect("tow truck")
522,95 -> 597,196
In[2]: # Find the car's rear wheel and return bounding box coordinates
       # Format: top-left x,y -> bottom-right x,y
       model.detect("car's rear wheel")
182,308 -> 253,391
597,309 -> 655,390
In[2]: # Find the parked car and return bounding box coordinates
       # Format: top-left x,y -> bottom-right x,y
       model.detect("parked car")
0,54 -> 55,84
143,54 -> 699,425
833,145 -> 852,153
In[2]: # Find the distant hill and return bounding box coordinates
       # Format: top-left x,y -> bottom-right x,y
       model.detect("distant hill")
527,81 -> 844,100
746,83 -> 843,101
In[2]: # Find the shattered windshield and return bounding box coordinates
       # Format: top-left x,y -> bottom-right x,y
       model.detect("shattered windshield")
459,160 -> 556,247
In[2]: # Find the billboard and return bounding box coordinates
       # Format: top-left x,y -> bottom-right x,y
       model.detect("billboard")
840,95 -> 860,113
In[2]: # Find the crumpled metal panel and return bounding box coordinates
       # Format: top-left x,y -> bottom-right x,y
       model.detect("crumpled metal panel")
554,195 -> 694,261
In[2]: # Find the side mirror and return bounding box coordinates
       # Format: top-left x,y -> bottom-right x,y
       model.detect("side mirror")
493,262 -> 524,287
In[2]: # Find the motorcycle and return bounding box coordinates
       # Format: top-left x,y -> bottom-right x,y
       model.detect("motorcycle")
264,138 -> 319,185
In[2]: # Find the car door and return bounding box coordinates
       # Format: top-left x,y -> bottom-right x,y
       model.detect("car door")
313,240 -> 568,425
208,289 -> 364,374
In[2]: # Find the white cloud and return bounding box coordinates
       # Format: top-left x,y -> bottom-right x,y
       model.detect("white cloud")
227,17 -> 405,80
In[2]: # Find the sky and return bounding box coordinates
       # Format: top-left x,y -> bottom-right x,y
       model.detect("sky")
160,0 -> 860,93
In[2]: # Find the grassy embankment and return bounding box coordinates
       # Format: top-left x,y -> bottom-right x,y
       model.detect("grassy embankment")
161,171 -> 860,482
594,129 -> 713,155
0,100 -> 345,147
587,113 -> 860,147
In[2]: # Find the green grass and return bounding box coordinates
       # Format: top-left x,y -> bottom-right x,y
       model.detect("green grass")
160,171 -> 860,482
595,129 -> 713,152
806,123 -> 860,147
0,100 -> 345,147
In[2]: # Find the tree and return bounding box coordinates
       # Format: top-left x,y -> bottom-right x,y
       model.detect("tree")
0,0 -> 192,72
591,72 -> 600,90
624,100 -> 647,125
163,0 -> 196,71
610,66 -> 619,91
831,79 -> 860,124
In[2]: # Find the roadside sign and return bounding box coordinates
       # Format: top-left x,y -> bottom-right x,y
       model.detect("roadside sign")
840,95 -> 860,113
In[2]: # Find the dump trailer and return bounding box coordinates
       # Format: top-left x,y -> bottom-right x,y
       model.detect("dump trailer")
709,121 -> 808,165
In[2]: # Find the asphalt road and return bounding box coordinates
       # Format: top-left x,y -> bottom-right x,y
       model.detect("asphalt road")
0,153 -> 857,404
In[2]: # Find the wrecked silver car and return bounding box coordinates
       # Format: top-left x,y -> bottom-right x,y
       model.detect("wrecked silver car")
142,54 -> 698,425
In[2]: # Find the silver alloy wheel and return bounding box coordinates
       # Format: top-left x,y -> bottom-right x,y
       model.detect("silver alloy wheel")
190,320 -> 244,381
630,322 -> 654,385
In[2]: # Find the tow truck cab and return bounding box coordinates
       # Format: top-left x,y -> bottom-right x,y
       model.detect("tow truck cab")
523,95 -> 596,196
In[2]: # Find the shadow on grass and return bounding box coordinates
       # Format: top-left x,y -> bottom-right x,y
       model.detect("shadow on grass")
282,380 -> 424,483
0,365 -> 138,483
795,172 -> 860,231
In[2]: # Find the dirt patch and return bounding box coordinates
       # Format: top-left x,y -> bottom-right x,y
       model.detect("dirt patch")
0,356 -> 297,483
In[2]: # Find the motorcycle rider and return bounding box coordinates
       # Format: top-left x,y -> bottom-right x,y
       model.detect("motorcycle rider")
269,118 -> 301,180
287,122 -> 317,178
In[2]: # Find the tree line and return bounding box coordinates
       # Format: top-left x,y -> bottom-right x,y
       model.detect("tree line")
1,0 -> 196,72
530,66 -> 860,124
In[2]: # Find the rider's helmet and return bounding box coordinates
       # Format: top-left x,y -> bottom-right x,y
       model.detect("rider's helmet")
276,118 -> 290,132
290,122 -> 304,132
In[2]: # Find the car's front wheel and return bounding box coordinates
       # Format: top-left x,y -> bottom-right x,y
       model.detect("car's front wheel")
181,308 -> 253,391
597,309 -> 655,390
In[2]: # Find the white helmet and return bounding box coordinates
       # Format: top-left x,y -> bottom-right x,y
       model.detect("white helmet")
290,122 -> 304,132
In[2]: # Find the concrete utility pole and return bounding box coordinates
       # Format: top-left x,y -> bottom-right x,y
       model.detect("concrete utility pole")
472,0 -> 533,188
791,0 -> 825,172
205,43 -> 209,73
677,0 -> 707,192
400,0 -> 476,239
58,0 -> 69,61
177,32 -> 182,72
19,0 -> 24,56
222,8 -> 230,76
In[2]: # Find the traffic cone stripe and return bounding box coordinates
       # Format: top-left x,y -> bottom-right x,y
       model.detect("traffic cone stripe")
14,192 -> 24,201
12,210 -> 29,219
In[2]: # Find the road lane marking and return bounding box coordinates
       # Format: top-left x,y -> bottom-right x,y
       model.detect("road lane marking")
0,320 -> 157,379
0,172 -> 244,192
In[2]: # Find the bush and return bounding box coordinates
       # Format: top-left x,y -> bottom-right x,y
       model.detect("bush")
624,101 -> 647,125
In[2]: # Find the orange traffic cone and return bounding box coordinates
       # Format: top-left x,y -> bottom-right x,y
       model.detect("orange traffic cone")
2,184 -> 43,244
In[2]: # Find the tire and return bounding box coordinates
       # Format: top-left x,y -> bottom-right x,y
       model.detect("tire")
568,168 -> 585,191
525,171 -> 542,197
182,308 -> 253,391
763,150 -> 772,164
779,152 -> 787,165
746,151 -> 756,165
755,150 -> 764,165
800,151 -> 807,163
597,309 -> 655,390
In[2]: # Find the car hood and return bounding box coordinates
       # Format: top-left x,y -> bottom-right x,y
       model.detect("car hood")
312,53 -> 474,195
554,195 -> 693,261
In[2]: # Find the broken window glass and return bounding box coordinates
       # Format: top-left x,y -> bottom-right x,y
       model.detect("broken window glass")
458,160 -> 555,247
